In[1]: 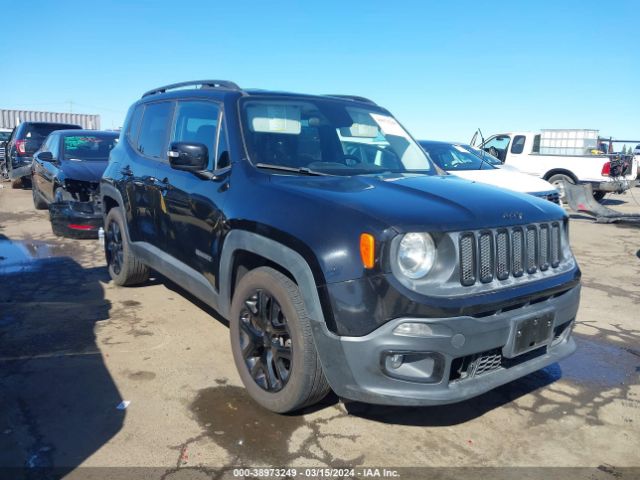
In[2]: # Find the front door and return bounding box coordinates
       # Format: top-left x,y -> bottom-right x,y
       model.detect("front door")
155,100 -> 230,285
482,135 -> 511,164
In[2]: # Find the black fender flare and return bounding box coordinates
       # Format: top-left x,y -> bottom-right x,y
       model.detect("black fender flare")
218,230 -> 354,392
218,230 -> 323,321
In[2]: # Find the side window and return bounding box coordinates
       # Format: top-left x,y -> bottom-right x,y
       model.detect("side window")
171,101 -> 219,169
532,135 -> 541,153
216,117 -> 230,169
49,135 -> 60,158
510,135 -> 526,154
40,135 -> 52,153
127,105 -> 144,147
43,135 -> 59,158
137,102 -> 173,159
483,135 -> 510,162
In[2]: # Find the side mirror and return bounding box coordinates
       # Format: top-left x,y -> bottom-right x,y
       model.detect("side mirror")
168,142 -> 208,172
36,151 -> 54,162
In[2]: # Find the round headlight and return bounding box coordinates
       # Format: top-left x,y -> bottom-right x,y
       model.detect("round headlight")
397,233 -> 436,279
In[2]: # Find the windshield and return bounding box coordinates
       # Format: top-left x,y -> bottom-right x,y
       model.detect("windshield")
240,98 -> 436,175
62,134 -> 118,161
419,142 -> 497,171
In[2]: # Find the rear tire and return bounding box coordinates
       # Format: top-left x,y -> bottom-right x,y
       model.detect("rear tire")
592,191 -> 606,202
104,207 -> 149,286
11,177 -> 22,189
230,266 -> 330,413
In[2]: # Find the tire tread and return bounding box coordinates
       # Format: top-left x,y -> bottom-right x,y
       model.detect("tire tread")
230,266 -> 330,412
105,208 -> 149,286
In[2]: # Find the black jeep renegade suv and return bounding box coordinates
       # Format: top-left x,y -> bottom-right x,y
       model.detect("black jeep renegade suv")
101,80 -> 581,413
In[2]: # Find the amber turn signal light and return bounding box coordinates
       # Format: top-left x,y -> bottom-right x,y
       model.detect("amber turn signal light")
360,233 -> 375,269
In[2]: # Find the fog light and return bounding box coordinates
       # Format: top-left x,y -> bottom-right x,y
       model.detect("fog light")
381,351 -> 445,383
386,354 -> 404,369
393,323 -> 434,337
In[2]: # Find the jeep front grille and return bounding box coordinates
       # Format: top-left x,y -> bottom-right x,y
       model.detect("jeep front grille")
459,222 -> 562,286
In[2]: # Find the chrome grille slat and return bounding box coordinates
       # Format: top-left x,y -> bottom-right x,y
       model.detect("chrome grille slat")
459,222 -> 563,286
526,226 -> 537,274
459,234 -> 476,286
512,228 -> 524,277
550,223 -> 561,267
539,224 -> 549,271
495,230 -> 509,281
478,232 -> 493,283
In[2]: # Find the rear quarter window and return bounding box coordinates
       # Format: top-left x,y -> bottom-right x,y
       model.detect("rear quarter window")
126,105 -> 144,147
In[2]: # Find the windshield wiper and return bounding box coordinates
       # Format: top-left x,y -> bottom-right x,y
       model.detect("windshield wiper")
255,163 -> 331,176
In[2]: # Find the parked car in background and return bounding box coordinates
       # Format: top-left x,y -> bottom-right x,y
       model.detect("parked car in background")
31,130 -> 118,238
419,141 -> 560,204
475,130 -> 638,201
5,121 -> 82,187
634,144 -> 640,155
0,128 -> 11,180
100,80 -> 580,413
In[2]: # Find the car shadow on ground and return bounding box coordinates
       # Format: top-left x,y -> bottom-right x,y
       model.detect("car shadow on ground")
0,234 -> 123,476
342,365 -> 561,426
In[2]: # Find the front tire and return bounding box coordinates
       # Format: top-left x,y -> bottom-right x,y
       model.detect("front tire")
230,267 -> 330,413
104,207 -> 149,286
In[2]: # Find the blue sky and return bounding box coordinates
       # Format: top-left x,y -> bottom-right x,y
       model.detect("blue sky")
1,0 -> 638,143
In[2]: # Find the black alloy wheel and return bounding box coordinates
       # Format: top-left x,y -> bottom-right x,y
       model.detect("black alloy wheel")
238,289 -> 293,392
106,220 -> 124,276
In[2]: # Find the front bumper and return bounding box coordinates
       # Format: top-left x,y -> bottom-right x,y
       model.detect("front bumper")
313,284 -> 580,406
9,163 -> 31,180
590,179 -> 638,193
49,201 -> 103,239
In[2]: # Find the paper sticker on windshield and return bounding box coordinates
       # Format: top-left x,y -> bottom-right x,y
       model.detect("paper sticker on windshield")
369,113 -> 409,138
453,145 -> 470,153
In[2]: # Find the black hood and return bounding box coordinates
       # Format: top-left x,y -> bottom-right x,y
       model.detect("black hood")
270,174 -> 566,232
60,159 -> 108,183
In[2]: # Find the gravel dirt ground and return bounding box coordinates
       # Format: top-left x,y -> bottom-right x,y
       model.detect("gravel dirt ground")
0,183 -> 639,479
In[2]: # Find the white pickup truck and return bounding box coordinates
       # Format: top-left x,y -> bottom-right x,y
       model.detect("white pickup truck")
476,130 -> 638,201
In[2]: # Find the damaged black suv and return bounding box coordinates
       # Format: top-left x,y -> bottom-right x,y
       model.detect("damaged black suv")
101,80 -> 581,413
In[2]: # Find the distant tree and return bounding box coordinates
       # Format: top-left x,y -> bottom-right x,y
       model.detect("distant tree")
621,144 -> 627,154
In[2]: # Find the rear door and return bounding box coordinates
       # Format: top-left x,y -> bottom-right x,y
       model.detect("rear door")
123,101 -> 174,248
154,99 -> 230,281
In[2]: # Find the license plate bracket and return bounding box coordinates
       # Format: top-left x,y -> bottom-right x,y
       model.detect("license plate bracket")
503,312 -> 554,359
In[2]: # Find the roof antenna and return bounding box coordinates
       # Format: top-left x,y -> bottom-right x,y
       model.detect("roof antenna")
476,128 -> 488,171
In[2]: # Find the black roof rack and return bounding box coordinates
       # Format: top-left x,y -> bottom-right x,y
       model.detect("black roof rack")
324,94 -> 377,105
142,80 -> 241,98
